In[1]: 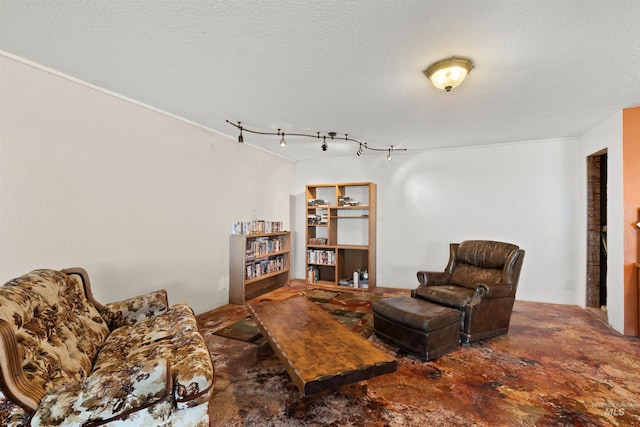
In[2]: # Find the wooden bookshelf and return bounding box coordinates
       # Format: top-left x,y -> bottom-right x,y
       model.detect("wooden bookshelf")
305,182 -> 376,291
229,231 -> 290,304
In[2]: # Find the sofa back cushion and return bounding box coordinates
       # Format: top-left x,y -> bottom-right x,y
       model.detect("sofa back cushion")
0,270 -> 110,394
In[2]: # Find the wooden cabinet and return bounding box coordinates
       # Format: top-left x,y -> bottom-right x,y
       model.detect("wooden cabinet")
306,182 -> 376,290
229,231 -> 290,304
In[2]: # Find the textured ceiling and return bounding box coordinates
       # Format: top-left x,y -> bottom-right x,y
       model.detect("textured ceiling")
2,0 -> 639,161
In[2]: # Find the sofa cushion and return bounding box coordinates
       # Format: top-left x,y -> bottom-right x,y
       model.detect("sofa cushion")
100,289 -> 169,330
126,331 -> 215,409
32,359 -> 172,427
95,304 -> 214,409
0,270 -> 109,395
99,303 -> 198,353
0,391 -> 31,427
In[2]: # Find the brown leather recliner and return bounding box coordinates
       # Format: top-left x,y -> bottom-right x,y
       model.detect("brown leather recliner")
413,240 -> 525,344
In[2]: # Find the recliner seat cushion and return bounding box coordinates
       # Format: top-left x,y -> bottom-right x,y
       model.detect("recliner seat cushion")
413,285 -> 474,310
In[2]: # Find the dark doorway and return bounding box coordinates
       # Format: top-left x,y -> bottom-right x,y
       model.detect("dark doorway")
586,151 -> 607,311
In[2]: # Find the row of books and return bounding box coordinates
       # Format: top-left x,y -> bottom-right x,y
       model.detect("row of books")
307,249 -> 335,265
307,214 -> 328,225
231,220 -> 284,235
307,199 -> 330,206
245,237 -> 285,259
245,255 -> 285,280
307,266 -> 321,283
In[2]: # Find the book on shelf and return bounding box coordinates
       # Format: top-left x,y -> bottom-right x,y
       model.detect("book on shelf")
231,220 -> 284,235
307,248 -> 335,265
245,255 -> 285,280
246,237 -> 285,259
307,266 -> 321,283
308,237 -> 327,245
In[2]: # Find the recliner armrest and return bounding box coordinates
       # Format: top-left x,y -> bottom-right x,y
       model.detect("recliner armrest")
416,271 -> 451,287
472,282 -> 514,301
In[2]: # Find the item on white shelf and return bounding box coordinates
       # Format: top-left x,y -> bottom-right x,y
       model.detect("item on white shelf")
353,270 -> 359,288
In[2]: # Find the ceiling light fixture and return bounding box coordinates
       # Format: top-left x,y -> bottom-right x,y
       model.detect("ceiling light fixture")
226,120 -> 406,159
424,57 -> 473,92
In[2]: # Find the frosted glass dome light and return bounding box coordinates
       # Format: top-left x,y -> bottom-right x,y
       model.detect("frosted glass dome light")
425,57 -> 474,92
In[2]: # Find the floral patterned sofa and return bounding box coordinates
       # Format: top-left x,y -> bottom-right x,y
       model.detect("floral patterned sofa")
0,268 -> 214,427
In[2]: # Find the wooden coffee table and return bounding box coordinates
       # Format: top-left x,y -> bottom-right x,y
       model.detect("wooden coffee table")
247,296 -> 397,414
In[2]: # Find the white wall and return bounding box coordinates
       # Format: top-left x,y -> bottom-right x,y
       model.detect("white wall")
1,51 -> 627,332
0,53 -> 295,314
294,138 -> 582,305
578,112 -> 624,333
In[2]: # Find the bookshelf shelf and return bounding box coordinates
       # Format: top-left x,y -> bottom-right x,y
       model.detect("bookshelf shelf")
229,231 -> 290,304
305,182 -> 376,291
244,268 -> 288,285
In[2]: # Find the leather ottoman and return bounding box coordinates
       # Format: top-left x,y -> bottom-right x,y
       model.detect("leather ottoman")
372,295 -> 461,360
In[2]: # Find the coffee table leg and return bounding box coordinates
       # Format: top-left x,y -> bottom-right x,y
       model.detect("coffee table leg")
255,339 -> 273,358
285,382 -> 368,416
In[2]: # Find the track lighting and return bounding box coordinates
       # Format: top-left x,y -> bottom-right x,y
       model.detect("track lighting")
225,120 -> 406,159
278,130 -> 287,148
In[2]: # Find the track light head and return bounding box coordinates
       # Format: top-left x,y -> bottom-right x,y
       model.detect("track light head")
278,129 -> 287,148
238,122 -> 243,143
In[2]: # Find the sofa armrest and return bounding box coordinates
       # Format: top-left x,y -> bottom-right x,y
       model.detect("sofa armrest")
416,271 -> 451,287
101,290 -> 169,330
0,320 -> 42,413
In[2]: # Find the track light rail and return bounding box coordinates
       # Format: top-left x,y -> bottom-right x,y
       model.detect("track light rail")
226,120 -> 406,159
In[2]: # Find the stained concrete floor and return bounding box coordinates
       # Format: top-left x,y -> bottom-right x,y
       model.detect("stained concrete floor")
197,282 -> 640,426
